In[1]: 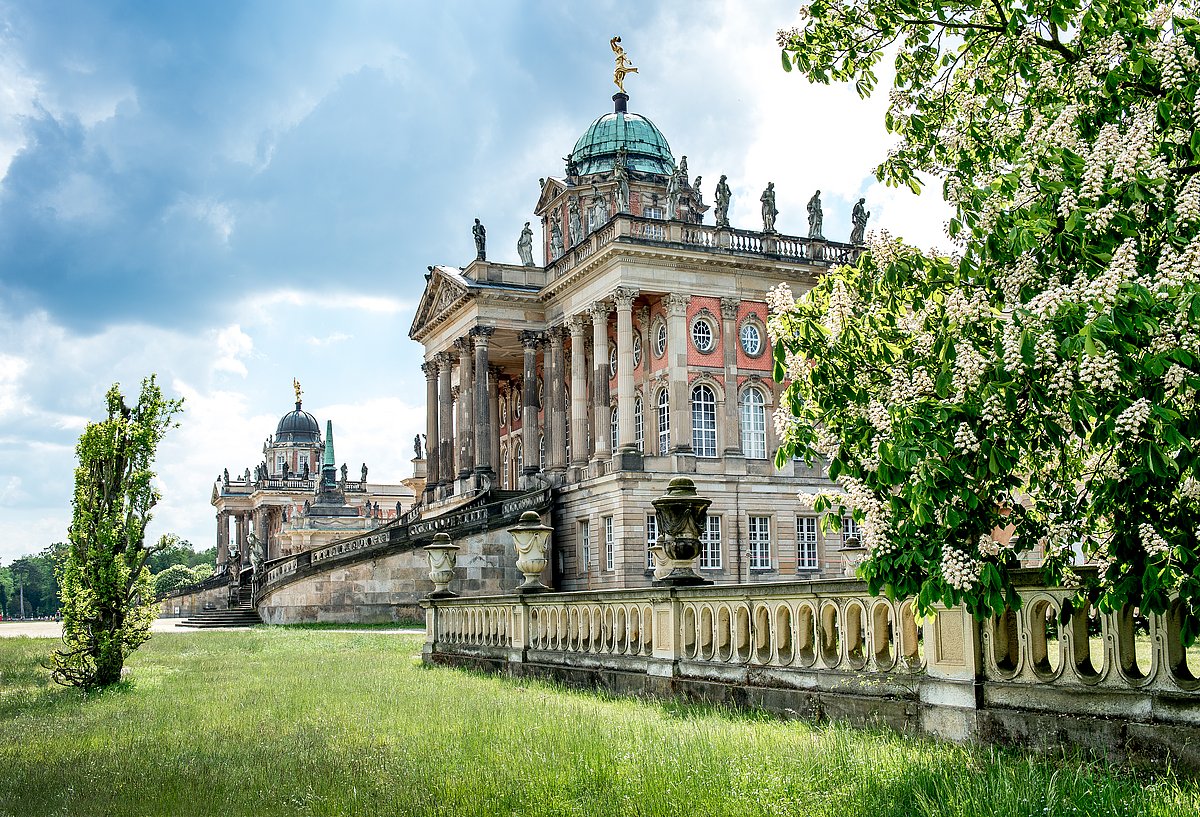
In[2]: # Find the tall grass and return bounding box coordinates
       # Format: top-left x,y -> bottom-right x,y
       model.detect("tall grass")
0,631 -> 1195,817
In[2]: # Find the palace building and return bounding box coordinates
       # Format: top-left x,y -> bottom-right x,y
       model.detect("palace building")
408,79 -> 862,591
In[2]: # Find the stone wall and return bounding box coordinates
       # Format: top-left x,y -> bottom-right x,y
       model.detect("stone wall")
257,527 -> 525,624
158,583 -> 230,618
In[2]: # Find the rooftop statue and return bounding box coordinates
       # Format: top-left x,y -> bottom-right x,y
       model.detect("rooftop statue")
361,463 -> 368,483
550,217 -> 564,259
807,190 -> 824,240
292,378 -> 302,403
414,433 -> 424,460
692,176 -> 703,211
714,175 -> 731,228
666,168 -> 681,220
473,218 -> 487,261
518,221 -> 535,266
591,184 -> 610,227
761,182 -> 778,233
610,36 -> 638,94
850,197 -> 871,244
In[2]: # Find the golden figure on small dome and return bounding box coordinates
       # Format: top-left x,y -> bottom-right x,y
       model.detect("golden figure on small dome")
611,36 -> 638,94
293,378 -> 303,404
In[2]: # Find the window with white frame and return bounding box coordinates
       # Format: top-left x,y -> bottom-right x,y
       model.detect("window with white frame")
691,384 -> 717,457
657,388 -> 670,455
515,442 -> 523,476
298,452 -> 309,473
691,316 -> 716,353
740,387 -> 767,460
608,343 -> 618,378
644,206 -> 664,219
740,321 -> 763,356
633,333 -> 642,369
276,454 -> 287,475
842,515 -> 861,548
748,516 -> 772,570
610,406 -> 619,451
634,395 -> 644,452
646,514 -> 658,570
654,321 -> 667,358
604,516 -> 614,571
579,519 -> 591,572
501,447 -> 510,489
539,434 -> 546,469
797,516 -> 819,570
699,515 -> 722,569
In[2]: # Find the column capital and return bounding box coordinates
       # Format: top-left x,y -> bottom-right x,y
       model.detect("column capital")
453,335 -> 474,354
489,363 -> 504,378
612,287 -> 639,309
422,361 -> 438,379
547,325 -> 567,346
518,329 -> 546,349
434,351 -> 453,367
589,300 -> 612,320
470,325 -> 496,344
664,292 -> 690,316
720,297 -> 740,320
567,314 -> 588,336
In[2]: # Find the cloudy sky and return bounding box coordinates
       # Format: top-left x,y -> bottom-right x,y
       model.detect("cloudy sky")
0,0 -> 951,564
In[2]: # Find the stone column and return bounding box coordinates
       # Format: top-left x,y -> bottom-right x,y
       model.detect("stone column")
423,361 -> 440,498
614,287 -> 639,451
216,511 -> 229,567
568,315 -> 589,468
720,297 -> 742,455
665,293 -> 692,452
590,301 -> 612,462
488,363 -> 502,478
450,385 -> 461,478
437,351 -> 454,488
519,330 -> 544,476
471,327 -> 495,479
547,326 -> 567,474
455,335 -> 475,478
237,512 -> 249,562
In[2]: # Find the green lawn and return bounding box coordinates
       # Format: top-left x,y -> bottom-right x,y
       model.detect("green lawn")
0,631 -> 1195,817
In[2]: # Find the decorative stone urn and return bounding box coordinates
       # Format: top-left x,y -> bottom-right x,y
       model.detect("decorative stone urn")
651,477 -> 713,586
841,535 -> 867,578
509,510 -> 553,594
424,533 -> 460,598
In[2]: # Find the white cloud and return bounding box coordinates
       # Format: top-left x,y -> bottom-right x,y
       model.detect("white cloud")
307,332 -> 351,347
212,324 -> 254,377
0,353 -> 30,420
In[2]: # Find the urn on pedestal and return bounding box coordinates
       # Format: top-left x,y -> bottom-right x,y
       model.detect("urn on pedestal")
651,477 -> 714,586
509,510 -> 553,594
424,533 -> 460,598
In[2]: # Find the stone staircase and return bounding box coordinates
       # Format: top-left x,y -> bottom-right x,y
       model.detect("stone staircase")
177,585 -> 261,628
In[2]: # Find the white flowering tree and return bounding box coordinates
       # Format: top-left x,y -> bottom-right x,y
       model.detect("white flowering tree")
773,1 -> 1200,643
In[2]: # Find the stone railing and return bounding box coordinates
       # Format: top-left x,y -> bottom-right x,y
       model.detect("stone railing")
547,216 -> 860,281
154,570 -> 233,603
424,574 -> 1200,769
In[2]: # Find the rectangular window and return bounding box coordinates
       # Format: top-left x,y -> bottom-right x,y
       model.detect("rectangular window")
646,514 -> 658,570
842,515 -> 861,548
699,516 -> 722,570
796,516 -> 819,570
748,516 -> 772,570
604,516 -> 614,571
644,206 -> 664,219
579,520 -> 591,572
298,452 -> 310,472
276,454 -> 286,475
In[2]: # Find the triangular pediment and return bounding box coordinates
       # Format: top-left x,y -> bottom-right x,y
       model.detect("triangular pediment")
409,266 -> 474,340
534,177 -> 567,216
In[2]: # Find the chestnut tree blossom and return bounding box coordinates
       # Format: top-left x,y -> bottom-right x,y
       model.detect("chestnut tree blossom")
775,1 -> 1200,642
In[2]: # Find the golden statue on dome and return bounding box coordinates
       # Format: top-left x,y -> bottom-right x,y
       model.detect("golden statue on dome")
611,36 -> 638,94
293,378 -> 303,404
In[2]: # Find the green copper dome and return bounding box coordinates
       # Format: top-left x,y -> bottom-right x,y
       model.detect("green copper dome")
569,105 -> 675,177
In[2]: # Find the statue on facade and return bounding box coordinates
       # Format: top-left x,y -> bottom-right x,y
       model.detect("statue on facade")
761,182 -> 778,233
568,197 -> 582,246
361,463 -> 368,483
550,217 -> 564,258
563,155 -> 579,178
678,155 -> 688,181
610,36 -> 638,94
714,175 -> 731,228
301,461 -> 309,479
340,463 -> 348,484
414,433 -> 424,459
807,190 -> 824,239
850,197 -> 870,244
517,222 -> 535,266
692,177 -> 703,207
591,184 -> 609,228
666,169 -> 681,220
244,468 -> 251,483
472,218 -> 487,261
613,155 -> 630,214
223,468 -> 230,484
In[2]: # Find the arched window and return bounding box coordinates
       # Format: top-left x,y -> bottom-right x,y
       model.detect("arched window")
654,321 -> 667,357
634,395 -> 644,452
539,433 -> 546,469
500,447 -> 510,490
657,388 -> 670,455
608,343 -> 618,378
515,441 -> 523,477
691,384 -> 717,457
610,405 -> 619,451
632,333 -> 643,369
741,387 -> 767,459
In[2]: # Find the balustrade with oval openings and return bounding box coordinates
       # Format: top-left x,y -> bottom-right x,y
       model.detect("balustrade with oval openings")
1165,599 -> 1200,690
1027,596 -> 1062,679
819,601 -> 841,668
870,601 -> 896,671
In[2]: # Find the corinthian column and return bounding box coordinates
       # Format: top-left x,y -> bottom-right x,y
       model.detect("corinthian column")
590,301 -> 612,462
720,297 -> 742,455
568,315 -> 589,468
436,351 -> 454,487
216,511 -> 229,567
472,327 -> 495,479
613,287 -> 639,451
546,326 -> 567,473
455,335 -> 475,477
519,330 -> 544,476
423,360 -> 440,498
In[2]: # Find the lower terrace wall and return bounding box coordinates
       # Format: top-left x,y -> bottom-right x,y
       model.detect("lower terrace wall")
258,527 -> 525,624
158,581 -> 231,618
423,576 -> 1200,773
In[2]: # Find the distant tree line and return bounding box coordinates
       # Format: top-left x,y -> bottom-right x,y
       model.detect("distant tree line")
0,537 -> 215,618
